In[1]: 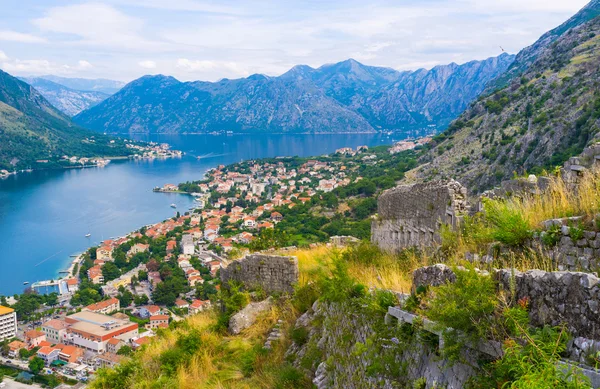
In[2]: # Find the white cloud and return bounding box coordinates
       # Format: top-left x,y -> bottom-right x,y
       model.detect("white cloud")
0,30 -> 46,43
1,58 -> 94,76
176,58 -> 249,77
139,60 -> 157,69
0,51 -> 8,61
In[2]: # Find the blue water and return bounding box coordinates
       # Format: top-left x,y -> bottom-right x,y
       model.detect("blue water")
0,133 -> 397,295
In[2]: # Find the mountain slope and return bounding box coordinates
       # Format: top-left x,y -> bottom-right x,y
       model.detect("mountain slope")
20,77 -> 109,116
411,14 -> 600,193
0,70 -> 132,170
74,56 -> 514,134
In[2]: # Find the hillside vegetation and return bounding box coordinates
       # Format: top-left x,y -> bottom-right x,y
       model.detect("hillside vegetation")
0,70 -> 133,170
413,13 -> 600,192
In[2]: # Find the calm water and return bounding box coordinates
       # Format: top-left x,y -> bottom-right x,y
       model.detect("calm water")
0,133 -> 398,295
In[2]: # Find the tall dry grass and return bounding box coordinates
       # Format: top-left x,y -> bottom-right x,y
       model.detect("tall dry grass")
503,170 -> 600,228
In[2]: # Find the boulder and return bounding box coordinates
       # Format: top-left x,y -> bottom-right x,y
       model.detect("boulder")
229,297 -> 273,335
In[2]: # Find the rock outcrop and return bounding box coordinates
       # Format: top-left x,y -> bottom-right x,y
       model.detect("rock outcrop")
229,297 -> 273,335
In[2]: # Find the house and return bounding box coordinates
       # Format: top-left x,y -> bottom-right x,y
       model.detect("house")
106,338 -> 125,354
7,340 -> 26,358
270,212 -> 283,222
24,330 -> 46,349
175,299 -> 189,309
243,217 -> 256,229
87,266 -> 104,284
181,234 -> 195,255
131,336 -> 152,350
208,261 -> 221,276
148,272 -> 162,288
66,278 -> 79,293
258,221 -> 274,230
189,300 -> 210,315
188,275 -> 204,287
97,246 -> 113,261
41,319 -> 69,344
166,240 -> 177,254
137,305 -> 161,319
95,352 -> 124,369
57,344 -> 85,363
37,346 -> 60,365
84,297 -> 120,315
146,315 -> 169,329
128,243 -> 149,257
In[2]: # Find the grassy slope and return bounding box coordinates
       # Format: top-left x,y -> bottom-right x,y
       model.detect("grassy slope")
411,16 -> 600,193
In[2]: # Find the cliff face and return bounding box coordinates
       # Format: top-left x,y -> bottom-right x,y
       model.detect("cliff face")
287,300 -> 478,389
412,15 -> 600,193
73,56 -> 514,134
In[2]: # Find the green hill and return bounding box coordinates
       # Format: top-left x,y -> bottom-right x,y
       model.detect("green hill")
0,70 -> 133,171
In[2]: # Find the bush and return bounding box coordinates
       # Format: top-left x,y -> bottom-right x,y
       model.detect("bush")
290,327 -> 309,346
483,198 -> 532,247
423,267 -> 497,362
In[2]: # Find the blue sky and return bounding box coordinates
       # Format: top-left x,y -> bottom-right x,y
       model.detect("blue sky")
0,0 -> 590,82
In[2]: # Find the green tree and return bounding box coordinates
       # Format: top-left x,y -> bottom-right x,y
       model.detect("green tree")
116,345 -> 133,356
29,356 -> 44,374
102,262 -> 121,282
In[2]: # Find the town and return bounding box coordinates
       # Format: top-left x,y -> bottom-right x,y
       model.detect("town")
0,141 -> 422,387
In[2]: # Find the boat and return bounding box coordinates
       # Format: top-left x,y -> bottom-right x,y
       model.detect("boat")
23,281 -> 29,285
170,203 -> 177,208
85,233 -> 91,237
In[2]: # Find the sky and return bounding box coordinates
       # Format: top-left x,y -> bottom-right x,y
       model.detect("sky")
0,0 -> 591,83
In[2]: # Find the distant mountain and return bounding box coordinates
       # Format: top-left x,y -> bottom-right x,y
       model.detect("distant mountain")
38,75 -> 125,95
73,55 -> 514,134
411,2 -> 600,193
19,77 -> 110,116
0,70 -> 133,171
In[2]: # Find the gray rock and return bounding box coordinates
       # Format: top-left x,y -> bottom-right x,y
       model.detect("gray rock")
229,297 -> 274,335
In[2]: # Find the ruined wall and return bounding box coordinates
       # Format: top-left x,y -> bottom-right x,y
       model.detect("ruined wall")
413,265 -> 600,343
288,301 -> 478,389
535,217 -> 600,272
371,180 -> 468,251
220,254 -> 298,293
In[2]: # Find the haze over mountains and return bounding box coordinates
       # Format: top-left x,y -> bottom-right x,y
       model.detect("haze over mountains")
20,77 -> 111,116
73,55 -> 515,134
0,70 -> 131,170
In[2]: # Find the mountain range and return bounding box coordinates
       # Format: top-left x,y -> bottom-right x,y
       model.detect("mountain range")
411,0 -> 600,192
20,77 -> 111,116
73,54 -> 515,134
0,70 -> 132,171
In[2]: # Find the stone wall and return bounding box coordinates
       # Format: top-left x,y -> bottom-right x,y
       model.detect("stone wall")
535,217 -> 600,272
220,254 -> 298,294
413,265 -> 600,341
371,180 -> 468,251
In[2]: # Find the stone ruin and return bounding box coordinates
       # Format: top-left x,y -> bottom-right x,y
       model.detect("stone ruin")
220,253 -> 299,294
371,180 -> 469,251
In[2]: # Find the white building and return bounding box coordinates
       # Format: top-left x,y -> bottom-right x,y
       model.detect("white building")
0,306 -> 17,341
181,234 -> 195,255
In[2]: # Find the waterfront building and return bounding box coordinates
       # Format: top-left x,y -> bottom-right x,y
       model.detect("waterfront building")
0,305 -> 17,341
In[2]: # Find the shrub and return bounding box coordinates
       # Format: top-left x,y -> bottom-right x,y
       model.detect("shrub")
290,327 -> 309,346
541,224 -> 562,247
423,267 -> 497,363
483,198 -> 532,247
